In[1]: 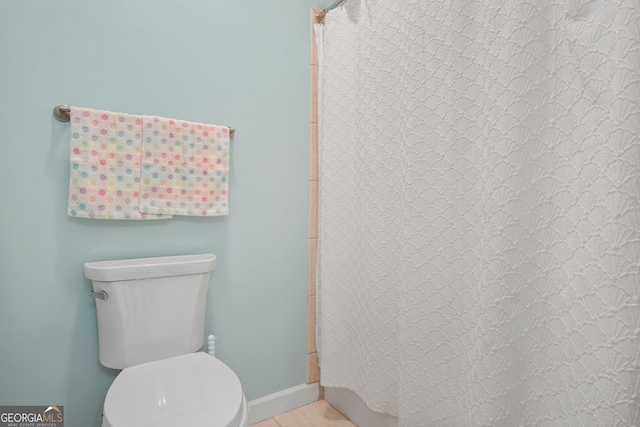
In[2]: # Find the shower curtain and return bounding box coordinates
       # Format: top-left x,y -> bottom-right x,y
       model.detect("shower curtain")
316,1 -> 640,426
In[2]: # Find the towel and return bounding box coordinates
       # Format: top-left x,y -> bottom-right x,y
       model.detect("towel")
67,108 -> 230,219
68,108 -> 170,220
139,116 -> 230,216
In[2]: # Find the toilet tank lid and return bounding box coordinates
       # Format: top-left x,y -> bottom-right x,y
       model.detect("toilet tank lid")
84,254 -> 216,282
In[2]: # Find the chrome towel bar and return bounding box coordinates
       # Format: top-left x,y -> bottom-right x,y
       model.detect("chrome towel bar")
53,105 -> 235,137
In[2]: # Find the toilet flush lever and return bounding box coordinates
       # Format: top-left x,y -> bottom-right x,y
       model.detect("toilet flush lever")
90,290 -> 108,301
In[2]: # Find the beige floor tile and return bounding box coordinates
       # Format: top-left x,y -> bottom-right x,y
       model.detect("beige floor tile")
253,418 -> 280,427
274,400 -> 356,427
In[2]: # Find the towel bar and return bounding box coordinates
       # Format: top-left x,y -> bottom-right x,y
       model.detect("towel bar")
53,105 -> 235,137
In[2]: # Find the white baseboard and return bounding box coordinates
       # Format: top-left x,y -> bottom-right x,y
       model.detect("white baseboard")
248,383 -> 320,423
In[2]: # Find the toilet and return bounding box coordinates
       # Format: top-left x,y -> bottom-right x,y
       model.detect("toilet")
85,254 -> 251,427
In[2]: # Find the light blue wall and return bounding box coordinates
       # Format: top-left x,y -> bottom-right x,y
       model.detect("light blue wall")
0,1 -> 321,425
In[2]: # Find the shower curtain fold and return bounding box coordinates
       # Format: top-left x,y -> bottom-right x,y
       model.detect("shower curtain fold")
316,1 -> 640,426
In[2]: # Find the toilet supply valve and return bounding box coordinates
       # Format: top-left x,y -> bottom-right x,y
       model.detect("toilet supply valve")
207,335 -> 216,357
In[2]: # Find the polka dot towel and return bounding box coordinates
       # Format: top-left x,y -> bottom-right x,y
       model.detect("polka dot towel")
67,107 -> 230,220
140,115 -> 230,217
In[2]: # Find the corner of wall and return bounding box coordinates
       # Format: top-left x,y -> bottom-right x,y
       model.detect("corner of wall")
307,7 -> 320,385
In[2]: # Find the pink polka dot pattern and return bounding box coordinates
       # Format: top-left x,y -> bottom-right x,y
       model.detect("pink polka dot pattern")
139,116 -> 230,216
68,107 -> 169,220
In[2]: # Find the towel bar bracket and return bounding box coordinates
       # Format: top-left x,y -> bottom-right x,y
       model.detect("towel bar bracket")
53,104 -> 71,122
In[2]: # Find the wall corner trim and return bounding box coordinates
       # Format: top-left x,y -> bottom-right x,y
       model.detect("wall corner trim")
248,383 -> 320,423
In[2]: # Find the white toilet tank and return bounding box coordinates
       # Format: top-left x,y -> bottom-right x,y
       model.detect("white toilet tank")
84,254 -> 217,369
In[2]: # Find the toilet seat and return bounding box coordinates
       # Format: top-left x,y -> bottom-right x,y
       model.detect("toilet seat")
102,352 -> 245,427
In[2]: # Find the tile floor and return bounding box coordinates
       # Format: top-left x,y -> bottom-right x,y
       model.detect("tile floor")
253,400 -> 357,427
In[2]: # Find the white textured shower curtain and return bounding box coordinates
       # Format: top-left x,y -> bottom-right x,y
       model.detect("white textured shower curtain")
316,1 -> 640,426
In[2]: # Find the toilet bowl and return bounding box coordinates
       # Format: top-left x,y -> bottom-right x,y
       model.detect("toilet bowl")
85,254 -> 250,427
103,353 -> 250,427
